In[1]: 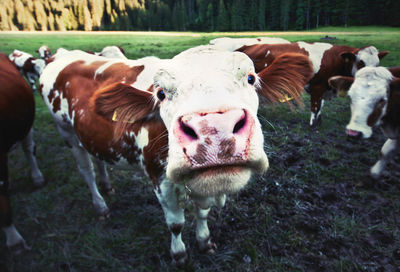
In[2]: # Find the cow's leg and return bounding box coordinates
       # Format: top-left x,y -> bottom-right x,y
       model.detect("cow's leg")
21,129 -> 45,187
192,196 -> 219,254
56,125 -> 109,217
26,73 -> 37,91
93,158 -> 114,195
0,153 -> 29,254
309,84 -> 326,127
370,139 -> 399,179
155,179 -> 187,265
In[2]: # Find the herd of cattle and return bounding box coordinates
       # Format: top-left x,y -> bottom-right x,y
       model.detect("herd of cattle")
1,36 -> 398,264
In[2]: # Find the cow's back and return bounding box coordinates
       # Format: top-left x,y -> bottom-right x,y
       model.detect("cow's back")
236,43 -> 308,72
0,52 -> 34,153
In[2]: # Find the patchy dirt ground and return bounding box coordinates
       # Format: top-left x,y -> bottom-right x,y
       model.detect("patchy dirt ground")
1,30 -> 400,271
3,94 -> 399,272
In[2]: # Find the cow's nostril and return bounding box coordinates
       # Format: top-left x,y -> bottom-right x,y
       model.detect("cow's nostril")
180,119 -> 198,140
233,116 -> 246,134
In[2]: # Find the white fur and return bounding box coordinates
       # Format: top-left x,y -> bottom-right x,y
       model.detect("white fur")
209,37 -> 290,51
158,46 -> 269,195
38,45 -> 50,59
352,46 -> 381,76
297,42 -> 333,73
3,224 -> 25,248
95,46 -> 127,59
346,67 -> 393,138
370,139 -> 398,178
9,49 -> 32,67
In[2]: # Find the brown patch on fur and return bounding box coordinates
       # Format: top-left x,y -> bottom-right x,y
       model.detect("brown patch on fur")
22,57 -> 35,73
205,137 -> 212,145
389,67 -> 400,78
237,43 -> 309,73
257,53 -> 314,106
91,82 -> 158,141
200,126 -> 218,135
193,144 -> 208,164
328,76 -> 354,96
52,96 -> 61,113
367,99 -> 386,127
169,223 -> 183,236
218,137 -> 236,160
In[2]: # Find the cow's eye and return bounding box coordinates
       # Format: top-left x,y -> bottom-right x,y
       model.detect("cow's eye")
248,74 -> 255,85
157,89 -> 166,101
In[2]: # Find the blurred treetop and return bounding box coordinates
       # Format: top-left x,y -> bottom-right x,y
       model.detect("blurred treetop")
1,0 -> 399,31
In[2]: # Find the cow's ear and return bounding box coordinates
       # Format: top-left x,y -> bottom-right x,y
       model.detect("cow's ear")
378,50 -> 389,60
328,76 -> 354,97
340,52 -> 356,63
256,53 -> 313,106
91,82 -> 158,139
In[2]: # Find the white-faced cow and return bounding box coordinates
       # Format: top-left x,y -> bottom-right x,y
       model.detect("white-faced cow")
37,45 -> 52,63
39,46 -> 312,263
329,66 -> 400,179
9,50 -> 46,91
236,42 -> 389,126
0,52 -> 45,254
209,36 -> 290,51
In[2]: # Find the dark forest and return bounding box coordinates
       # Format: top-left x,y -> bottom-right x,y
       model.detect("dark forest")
1,0 -> 399,31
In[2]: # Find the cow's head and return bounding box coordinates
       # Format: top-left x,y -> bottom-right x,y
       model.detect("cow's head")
329,67 -> 400,139
340,46 -> 389,76
93,46 -> 312,196
37,45 -> 52,62
9,49 -> 45,91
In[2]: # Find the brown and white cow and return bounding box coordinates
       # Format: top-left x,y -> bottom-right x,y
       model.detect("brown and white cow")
0,52 -> 45,254
236,42 -> 389,126
209,37 -> 290,51
9,50 -> 46,91
37,45 -> 52,63
39,46 -> 312,263
329,66 -> 400,179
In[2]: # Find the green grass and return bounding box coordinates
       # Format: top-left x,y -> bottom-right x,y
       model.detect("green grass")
1,26 -> 400,271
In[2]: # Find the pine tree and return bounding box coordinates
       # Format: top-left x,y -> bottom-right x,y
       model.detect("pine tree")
258,0 -> 266,30
216,0 -> 229,31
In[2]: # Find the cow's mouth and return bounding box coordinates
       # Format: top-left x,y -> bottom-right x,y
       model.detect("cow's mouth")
183,164 -> 248,181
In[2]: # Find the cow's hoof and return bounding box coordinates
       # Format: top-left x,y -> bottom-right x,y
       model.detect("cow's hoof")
310,116 -> 322,128
8,241 -> 30,255
96,206 -> 110,220
199,238 -> 217,254
33,177 -> 46,189
370,172 -> 381,180
105,188 -> 116,196
171,251 -> 188,267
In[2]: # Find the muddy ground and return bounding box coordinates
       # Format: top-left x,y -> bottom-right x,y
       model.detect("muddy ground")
1,94 -> 399,272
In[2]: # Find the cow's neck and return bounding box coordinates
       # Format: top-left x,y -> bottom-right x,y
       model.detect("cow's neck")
381,91 -> 400,139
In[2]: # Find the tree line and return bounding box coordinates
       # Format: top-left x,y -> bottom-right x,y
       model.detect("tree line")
1,0 -> 399,32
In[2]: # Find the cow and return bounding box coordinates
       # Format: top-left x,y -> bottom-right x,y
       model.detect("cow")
328,66 -> 400,179
0,52 -> 45,254
8,50 -> 46,91
236,42 -> 389,126
209,36 -> 290,51
37,45 -> 52,63
94,45 -> 127,59
39,46 -> 312,264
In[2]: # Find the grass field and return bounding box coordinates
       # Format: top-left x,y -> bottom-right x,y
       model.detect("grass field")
1,26 -> 400,271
